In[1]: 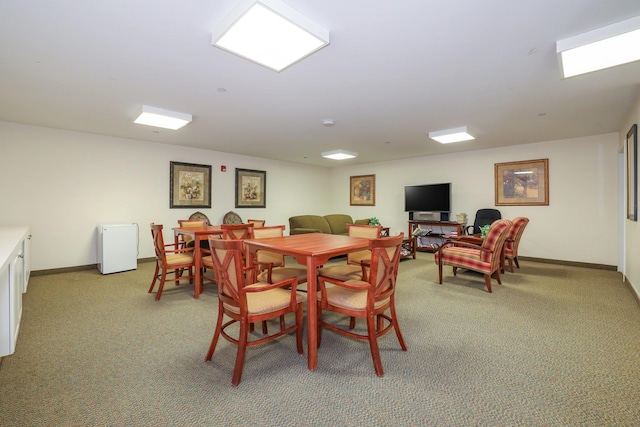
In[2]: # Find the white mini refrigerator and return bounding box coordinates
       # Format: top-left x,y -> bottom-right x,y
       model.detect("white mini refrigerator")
97,224 -> 138,274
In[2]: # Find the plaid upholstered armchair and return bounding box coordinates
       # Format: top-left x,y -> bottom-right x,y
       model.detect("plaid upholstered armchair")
503,217 -> 529,273
434,219 -> 512,293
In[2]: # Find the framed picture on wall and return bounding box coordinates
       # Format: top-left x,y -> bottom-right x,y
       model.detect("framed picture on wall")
169,161 -> 211,208
350,174 -> 375,206
495,159 -> 549,206
627,124 -> 637,221
235,168 -> 266,208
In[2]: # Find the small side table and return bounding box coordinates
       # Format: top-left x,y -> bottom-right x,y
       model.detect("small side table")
381,227 -> 390,237
401,236 -> 416,259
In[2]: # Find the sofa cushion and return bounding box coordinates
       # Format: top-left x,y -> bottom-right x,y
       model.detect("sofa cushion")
324,214 -> 354,235
289,215 -> 332,234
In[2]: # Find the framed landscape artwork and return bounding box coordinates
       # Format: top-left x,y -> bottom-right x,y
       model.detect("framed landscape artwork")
627,124 -> 637,221
350,174 -> 375,206
495,158 -> 549,206
169,161 -> 211,208
235,168 -> 266,208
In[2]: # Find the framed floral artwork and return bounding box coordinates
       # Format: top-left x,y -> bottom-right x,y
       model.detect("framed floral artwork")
170,161 -> 211,208
350,174 -> 375,206
235,168 -> 266,208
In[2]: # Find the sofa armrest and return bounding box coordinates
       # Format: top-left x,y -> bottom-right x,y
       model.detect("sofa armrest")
290,228 -> 322,235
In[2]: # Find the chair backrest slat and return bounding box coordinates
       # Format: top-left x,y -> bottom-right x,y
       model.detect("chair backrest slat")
150,223 -> 166,262
221,223 -> 253,240
208,238 -> 245,305
367,234 -> 404,301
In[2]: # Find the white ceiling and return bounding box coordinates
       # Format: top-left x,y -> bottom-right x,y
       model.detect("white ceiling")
1,1 -> 640,167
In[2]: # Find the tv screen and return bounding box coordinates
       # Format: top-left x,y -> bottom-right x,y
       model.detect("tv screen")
404,183 -> 451,212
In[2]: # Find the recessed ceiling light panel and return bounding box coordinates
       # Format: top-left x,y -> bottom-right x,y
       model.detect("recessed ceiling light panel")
212,0 -> 330,72
429,126 -> 475,144
321,149 -> 357,160
557,15 -> 640,78
133,105 -> 192,130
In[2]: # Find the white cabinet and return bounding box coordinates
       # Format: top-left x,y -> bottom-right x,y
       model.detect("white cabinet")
0,227 -> 30,357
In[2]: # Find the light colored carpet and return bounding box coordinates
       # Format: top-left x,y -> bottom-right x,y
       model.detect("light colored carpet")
1,253 -> 639,426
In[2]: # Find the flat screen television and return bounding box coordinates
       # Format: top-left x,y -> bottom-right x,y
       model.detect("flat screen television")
404,183 -> 451,212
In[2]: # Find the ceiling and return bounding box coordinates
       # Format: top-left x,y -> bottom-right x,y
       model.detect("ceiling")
1,1 -> 640,167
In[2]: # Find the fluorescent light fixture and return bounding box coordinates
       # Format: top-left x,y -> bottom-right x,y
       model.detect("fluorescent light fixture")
133,105 -> 192,130
212,0 -> 330,72
557,15 -> 640,78
321,149 -> 358,160
429,126 -> 475,144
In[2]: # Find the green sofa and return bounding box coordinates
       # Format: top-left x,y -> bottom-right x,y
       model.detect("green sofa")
289,214 -> 370,235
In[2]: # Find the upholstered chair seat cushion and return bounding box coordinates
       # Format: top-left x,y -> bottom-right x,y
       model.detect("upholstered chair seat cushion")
316,264 -> 363,281
257,267 -> 308,284
318,281 -> 390,311
202,255 -> 213,268
166,253 -> 194,266
435,247 -> 492,274
224,286 -> 305,315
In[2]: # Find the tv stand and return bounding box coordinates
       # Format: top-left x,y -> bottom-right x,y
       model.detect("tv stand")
408,220 -> 462,252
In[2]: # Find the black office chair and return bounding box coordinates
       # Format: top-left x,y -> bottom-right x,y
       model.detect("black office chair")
465,209 -> 501,235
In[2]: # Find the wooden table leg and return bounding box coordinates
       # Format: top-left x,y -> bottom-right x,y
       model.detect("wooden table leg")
306,257 -> 318,371
193,236 -> 202,299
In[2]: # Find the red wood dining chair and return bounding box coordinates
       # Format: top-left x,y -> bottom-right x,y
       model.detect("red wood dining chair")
316,233 -> 407,377
250,225 -> 307,285
317,224 -> 383,282
177,219 -> 207,248
205,238 -> 304,386
148,223 -> 195,301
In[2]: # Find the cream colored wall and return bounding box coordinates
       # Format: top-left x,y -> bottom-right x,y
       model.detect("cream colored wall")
0,121 -> 330,270
620,90 -> 640,297
328,133 -> 620,266
0,120 -> 620,271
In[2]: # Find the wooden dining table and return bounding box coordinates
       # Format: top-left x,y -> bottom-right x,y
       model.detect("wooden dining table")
243,233 -> 370,371
172,225 -> 223,299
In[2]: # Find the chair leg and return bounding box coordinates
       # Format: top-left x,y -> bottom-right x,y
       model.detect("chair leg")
295,303 -> 304,354
366,314 -> 384,377
483,274 -> 493,293
438,262 -> 443,284
155,269 -> 167,301
390,299 -> 407,351
205,305 -> 225,361
513,257 -> 520,270
317,301 -> 323,348
349,317 -> 356,329
279,315 -> 286,332
376,314 -> 383,332
148,262 -> 160,293
231,320 -> 249,386
493,270 -> 502,285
